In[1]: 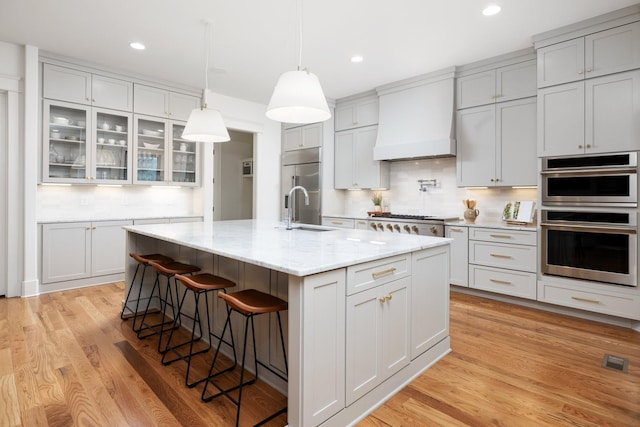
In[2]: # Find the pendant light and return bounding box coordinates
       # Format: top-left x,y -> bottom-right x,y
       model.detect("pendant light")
266,0 -> 331,124
182,21 -> 230,143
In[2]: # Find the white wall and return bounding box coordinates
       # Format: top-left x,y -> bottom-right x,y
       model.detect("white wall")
338,157 -> 538,221
214,129 -> 253,220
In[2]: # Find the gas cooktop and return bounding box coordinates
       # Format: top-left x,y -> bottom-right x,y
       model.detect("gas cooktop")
369,213 -> 459,222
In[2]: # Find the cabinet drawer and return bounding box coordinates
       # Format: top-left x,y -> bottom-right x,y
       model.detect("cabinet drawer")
469,265 -> 536,300
322,217 -> 354,229
347,254 -> 411,295
469,241 -> 536,272
469,227 -> 536,245
539,282 -> 640,320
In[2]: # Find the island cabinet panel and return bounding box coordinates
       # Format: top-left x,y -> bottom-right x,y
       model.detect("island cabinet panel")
410,246 -> 450,359
346,276 -> 410,405
289,269 -> 346,427
346,253 -> 410,295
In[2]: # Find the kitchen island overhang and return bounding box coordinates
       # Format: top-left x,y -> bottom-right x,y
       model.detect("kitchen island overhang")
123,220 -> 452,426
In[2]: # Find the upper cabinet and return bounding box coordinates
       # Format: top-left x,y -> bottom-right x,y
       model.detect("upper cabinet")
283,122 -> 323,152
456,59 -> 537,109
335,125 -> 389,190
538,69 -> 640,156
334,94 -> 379,131
133,84 -> 200,122
43,100 -> 133,184
537,21 -> 640,88
43,63 -> 133,111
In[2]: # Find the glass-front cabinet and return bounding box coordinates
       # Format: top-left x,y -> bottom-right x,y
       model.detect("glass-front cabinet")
133,115 -> 199,186
92,108 -> 132,183
171,123 -> 198,185
43,100 -> 90,183
43,100 -> 132,184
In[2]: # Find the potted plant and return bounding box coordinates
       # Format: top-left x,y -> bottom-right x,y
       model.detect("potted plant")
371,192 -> 383,212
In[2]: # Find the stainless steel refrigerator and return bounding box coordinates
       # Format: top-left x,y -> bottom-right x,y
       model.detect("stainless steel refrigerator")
281,148 -> 321,225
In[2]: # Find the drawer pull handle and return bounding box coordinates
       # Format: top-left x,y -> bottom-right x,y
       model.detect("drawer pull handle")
571,296 -> 600,304
490,253 -> 512,259
489,278 -> 512,285
372,267 -> 397,279
331,221 -> 343,225
450,227 -> 463,232
489,234 -> 511,239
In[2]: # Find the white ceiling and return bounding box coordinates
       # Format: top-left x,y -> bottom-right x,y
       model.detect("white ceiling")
1,0 -> 638,104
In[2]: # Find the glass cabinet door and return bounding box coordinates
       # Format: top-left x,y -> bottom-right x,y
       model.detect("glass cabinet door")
43,100 -> 90,182
93,109 -> 132,183
134,116 -> 167,184
170,122 -> 198,185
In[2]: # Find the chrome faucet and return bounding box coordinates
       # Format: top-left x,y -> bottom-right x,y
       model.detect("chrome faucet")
286,185 -> 310,230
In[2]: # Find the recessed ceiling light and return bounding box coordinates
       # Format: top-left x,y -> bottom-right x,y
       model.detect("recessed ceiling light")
351,55 -> 364,63
129,42 -> 146,50
482,4 -> 501,16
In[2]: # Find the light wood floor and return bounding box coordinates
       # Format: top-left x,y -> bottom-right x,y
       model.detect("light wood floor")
1,283 -> 639,426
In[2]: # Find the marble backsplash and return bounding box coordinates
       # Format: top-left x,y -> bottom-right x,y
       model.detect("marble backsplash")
341,157 -> 538,222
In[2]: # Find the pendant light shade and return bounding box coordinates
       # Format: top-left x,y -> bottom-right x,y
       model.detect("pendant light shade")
266,69 -> 331,124
182,104 -> 230,143
266,0 -> 331,124
182,21 -> 230,143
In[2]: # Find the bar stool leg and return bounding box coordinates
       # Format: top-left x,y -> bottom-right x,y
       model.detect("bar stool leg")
120,262 -> 142,320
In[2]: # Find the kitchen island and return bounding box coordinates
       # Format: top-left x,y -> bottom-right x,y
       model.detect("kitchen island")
123,220 -> 451,426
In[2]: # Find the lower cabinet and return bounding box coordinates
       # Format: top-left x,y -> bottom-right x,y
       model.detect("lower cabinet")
321,216 -> 355,229
468,227 -> 537,300
445,225 -> 469,287
41,220 -> 132,284
346,276 -> 410,405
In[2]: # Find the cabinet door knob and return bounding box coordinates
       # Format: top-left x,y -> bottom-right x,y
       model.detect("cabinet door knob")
379,296 -> 386,303
490,178 -> 495,182
92,98 -> 96,102
85,97 -> 90,101
85,227 -> 91,230
92,227 -> 97,230
578,145 -> 583,149
586,144 -> 591,148
495,178 -> 500,182
577,69 -> 583,75
385,294 -> 392,301
586,68 -> 592,73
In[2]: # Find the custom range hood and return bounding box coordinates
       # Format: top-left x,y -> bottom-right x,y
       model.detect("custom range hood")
373,67 -> 456,160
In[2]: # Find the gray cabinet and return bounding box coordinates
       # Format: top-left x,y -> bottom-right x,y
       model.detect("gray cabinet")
133,84 -> 199,121
283,122 -> 322,151
43,63 -> 133,111
457,97 -> 536,187
335,96 -> 379,131
538,69 -> 640,156
41,220 -> 132,284
445,225 -> 468,287
537,21 -> 640,88
456,60 -> 536,109
335,125 -> 389,189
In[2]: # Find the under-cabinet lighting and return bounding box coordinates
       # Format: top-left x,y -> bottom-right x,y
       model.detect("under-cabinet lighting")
351,55 -> 364,63
369,241 -> 386,245
347,238 -> 361,242
97,184 -> 123,188
464,186 -> 489,190
152,185 -> 182,189
347,188 -> 363,191
512,186 -> 537,189
40,183 -> 71,187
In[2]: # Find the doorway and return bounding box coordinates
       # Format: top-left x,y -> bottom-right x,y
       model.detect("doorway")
213,129 -> 254,220
0,91 -> 7,296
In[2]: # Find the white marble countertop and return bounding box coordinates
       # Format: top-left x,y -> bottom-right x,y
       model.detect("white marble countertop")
124,220 -> 451,277
444,218 -> 537,231
38,215 -> 203,224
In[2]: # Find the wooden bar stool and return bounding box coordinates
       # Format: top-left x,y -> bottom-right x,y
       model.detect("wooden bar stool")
136,260 -> 200,353
162,273 -> 238,388
121,253 -> 174,328
202,289 -> 288,427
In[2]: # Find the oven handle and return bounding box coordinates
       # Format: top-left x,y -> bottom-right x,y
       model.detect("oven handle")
540,167 -> 636,176
541,223 -> 637,234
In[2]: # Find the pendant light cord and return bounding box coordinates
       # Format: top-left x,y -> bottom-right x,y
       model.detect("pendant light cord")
203,21 -> 211,108
297,0 -> 303,71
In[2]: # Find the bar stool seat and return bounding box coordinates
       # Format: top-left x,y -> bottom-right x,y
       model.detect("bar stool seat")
202,289 -> 288,427
121,253 -> 174,326
162,273 -> 237,387
136,260 -> 200,352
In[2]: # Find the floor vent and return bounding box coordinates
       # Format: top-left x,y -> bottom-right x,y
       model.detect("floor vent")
602,354 -> 628,373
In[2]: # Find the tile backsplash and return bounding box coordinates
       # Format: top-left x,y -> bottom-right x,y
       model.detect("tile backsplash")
341,157 -> 538,222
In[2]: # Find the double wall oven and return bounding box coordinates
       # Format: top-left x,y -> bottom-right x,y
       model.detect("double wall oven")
540,152 -> 638,287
